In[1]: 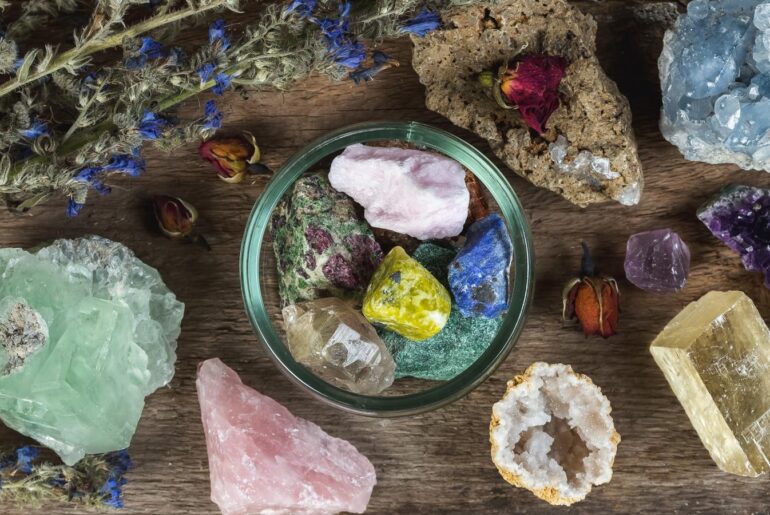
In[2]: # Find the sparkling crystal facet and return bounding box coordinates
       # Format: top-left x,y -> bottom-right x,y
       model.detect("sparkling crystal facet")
282,298 -> 395,394
196,358 -> 376,515
362,246 -> 451,341
698,184 -> 770,288
660,0 -> 770,170
0,236 -> 183,464
624,229 -> 691,293
650,291 -> 770,477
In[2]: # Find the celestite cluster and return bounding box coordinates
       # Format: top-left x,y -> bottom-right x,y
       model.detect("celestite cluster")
660,0 -> 770,169
0,236 -> 183,465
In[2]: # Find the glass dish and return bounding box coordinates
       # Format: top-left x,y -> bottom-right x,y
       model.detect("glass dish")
240,121 -> 535,416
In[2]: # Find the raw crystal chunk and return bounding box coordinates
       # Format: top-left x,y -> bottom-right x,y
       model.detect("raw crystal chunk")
363,246 -> 451,340
328,144 -> 469,240
660,0 -> 770,170
698,185 -> 770,288
196,358 -> 376,515
490,363 -> 620,506
448,214 -> 512,318
624,228 -> 691,293
282,298 -> 395,394
379,244 -> 502,380
271,173 -> 383,305
0,236 -> 183,465
411,0 -> 643,207
650,291 -> 770,477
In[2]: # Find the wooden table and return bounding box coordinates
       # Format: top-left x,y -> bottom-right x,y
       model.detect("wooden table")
3,1 -> 770,513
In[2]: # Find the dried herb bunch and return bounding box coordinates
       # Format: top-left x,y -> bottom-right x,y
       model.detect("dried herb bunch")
0,0 -> 469,215
0,446 -> 133,509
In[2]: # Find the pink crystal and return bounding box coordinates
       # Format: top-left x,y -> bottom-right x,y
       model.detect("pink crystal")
329,144 -> 470,240
196,358 -> 377,515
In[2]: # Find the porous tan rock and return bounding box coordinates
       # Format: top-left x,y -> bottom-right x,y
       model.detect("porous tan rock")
411,0 -> 644,207
490,363 -> 620,506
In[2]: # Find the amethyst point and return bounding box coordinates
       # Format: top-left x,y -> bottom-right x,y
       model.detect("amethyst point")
624,229 -> 690,293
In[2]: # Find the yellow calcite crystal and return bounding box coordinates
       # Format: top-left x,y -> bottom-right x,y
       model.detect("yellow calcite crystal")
362,246 -> 451,340
650,291 -> 770,477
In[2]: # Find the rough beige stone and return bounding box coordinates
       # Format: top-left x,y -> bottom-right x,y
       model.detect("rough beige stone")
411,0 -> 644,207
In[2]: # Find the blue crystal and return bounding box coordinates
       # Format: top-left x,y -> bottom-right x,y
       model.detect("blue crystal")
660,0 -> 770,170
448,214 -> 512,318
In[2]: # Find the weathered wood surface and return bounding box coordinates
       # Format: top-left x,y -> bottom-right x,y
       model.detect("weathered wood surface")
4,1 -> 770,513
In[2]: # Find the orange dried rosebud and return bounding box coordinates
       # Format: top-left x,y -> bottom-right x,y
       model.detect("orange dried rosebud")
152,195 -> 197,238
199,131 -> 268,184
562,243 -> 619,338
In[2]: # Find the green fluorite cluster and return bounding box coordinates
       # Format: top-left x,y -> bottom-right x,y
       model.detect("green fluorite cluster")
0,236 -> 184,465
378,243 -> 502,380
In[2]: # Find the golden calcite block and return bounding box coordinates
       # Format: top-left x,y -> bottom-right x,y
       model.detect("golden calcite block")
650,291 -> 770,477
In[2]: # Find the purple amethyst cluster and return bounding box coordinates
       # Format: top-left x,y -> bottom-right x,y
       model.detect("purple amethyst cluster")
698,185 -> 770,287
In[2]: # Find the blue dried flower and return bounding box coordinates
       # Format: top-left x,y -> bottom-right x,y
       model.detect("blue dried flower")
137,111 -> 171,140
350,51 -> 397,84
99,477 -> 127,509
202,100 -> 223,130
125,37 -> 165,69
208,19 -> 230,51
67,198 -> 83,217
105,449 -> 133,477
198,63 -> 216,84
316,2 -> 366,69
103,153 -> 146,177
20,120 -> 48,139
212,72 -> 232,95
400,9 -> 441,37
285,0 -> 317,18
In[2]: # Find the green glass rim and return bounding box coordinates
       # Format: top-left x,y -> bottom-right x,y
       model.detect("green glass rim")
240,121 -> 535,416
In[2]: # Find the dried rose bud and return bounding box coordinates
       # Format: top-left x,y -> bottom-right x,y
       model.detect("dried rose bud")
562,242 -> 619,338
199,131 -> 269,184
153,195 -> 198,238
482,54 -> 568,134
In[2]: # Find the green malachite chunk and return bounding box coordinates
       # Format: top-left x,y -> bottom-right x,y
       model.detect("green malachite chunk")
377,243 -> 502,381
0,236 -> 183,465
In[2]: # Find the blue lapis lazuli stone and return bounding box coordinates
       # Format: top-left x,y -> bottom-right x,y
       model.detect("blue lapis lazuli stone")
448,214 -> 513,318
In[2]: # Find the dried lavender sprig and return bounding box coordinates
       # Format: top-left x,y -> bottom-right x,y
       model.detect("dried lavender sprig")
0,0 -> 240,99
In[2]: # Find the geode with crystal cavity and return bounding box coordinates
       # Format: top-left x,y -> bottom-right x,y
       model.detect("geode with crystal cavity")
490,362 -> 620,506
282,297 -> 395,395
197,358 -> 376,515
412,0 -> 643,207
624,228 -> 691,293
271,173 -> 383,305
0,236 -> 183,464
698,184 -> 770,288
660,0 -> 770,170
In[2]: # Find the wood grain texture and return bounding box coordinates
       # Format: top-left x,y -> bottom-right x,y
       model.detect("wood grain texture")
3,1 -> 770,513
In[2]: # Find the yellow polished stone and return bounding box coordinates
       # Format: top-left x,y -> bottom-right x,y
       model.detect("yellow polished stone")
650,291 -> 770,477
362,246 -> 451,341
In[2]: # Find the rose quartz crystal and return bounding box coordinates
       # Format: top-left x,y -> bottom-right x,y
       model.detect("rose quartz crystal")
329,144 -> 470,240
196,358 -> 377,515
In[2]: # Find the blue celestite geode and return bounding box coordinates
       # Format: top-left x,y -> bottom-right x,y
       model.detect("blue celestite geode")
660,0 -> 770,169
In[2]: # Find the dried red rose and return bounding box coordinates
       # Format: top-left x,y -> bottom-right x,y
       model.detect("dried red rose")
482,54 -> 568,134
152,195 -> 209,249
199,132 -> 270,183
562,243 -> 619,338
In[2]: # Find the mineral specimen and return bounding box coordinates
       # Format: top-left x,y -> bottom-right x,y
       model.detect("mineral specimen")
660,0 -> 770,170
449,214 -> 512,318
282,298 -> 395,394
650,291 -> 770,477
465,171 -> 491,224
412,0 -> 643,207
196,358 -> 376,515
362,246 -> 451,341
698,185 -> 770,288
379,243 -> 502,380
0,236 -> 183,464
328,144 -> 469,240
271,173 -> 383,305
624,229 -> 691,293
490,363 -> 620,506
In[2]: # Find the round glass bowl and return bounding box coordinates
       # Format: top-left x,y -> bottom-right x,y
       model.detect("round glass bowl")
240,121 -> 534,416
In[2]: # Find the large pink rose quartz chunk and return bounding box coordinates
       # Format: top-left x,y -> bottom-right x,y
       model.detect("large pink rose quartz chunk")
196,358 -> 377,515
329,143 -> 470,240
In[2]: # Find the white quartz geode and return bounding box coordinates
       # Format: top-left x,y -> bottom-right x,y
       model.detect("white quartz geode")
490,363 -> 620,506
660,0 -> 770,170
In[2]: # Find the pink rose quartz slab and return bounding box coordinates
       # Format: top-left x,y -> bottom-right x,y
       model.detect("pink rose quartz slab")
196,358 -> 377,515
329,143 -> 470,240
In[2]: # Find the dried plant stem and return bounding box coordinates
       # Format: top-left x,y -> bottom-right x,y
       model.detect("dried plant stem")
0,0 -> 231,99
